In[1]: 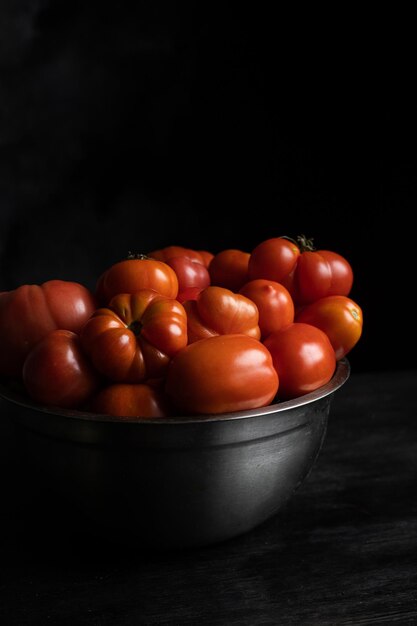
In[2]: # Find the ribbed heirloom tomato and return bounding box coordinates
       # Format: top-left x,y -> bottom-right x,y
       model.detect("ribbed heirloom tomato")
0,280 -> 96,377
90,383 -> 171,418
166,334 -> 279,414
81,290 -> 187,382
183,286 -> 260,343
96,254 -> 179,304
23,330 -> 100,409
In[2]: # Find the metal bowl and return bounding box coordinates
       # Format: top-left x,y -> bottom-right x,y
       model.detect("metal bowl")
0,359 -> 349,548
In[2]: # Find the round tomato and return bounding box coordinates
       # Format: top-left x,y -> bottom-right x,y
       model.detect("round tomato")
22,330 -> 100,409
165,255 -> 210,298
318,250 -> 353,296
183,286 -> 260,343
89,383 -> 171,419
248,237 -> 300,283
209,249 -> 250,292
96,255 -> 178,304
81,289 -> 187,382
263,322 -> 336,400
165,334 -> 279,414
176,287 -> 203,304
239,279 -> 294,338
295,295 -> 363,359
0,280 -> 96,377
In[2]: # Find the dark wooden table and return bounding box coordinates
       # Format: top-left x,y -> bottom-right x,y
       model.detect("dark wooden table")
1,369 -> 416,625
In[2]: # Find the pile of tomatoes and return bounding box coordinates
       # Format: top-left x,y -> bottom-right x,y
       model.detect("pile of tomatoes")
0,236 -> 363,418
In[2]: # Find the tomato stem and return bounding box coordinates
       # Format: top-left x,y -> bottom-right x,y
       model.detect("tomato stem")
296,234 -> 315,252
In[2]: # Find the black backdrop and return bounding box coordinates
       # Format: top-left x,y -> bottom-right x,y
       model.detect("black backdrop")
1,4 -> 415,373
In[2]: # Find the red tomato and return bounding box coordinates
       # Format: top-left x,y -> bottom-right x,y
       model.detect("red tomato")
96,255 -> 178,304
249,236 -> 354,306
165,334 -> 279,414
81,290 -> 187,382
165,256 -> 210,295
176,287 -> 204,304
239,279 -> 294,338
198,250 -> 214,268
318,250 -> 353,296
0,280 -> 96,377
209,249 -> 250,292
264,322 -> 336,400
248,237 -> 300,283
149,246 -> 206,265
89,383 -> 171,419
22,330 -> 100,409
295,295 -> 363,359
183,286 -> 260,343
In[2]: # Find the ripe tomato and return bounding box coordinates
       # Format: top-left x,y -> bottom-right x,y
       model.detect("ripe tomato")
96,255 -> 178,304
176,287 -> 203,304
81,289 -> 187,382
248,236 -> 353,306
264,322 -> 336,400
22,330 -> 100,409
0,280 -> 96,377
89,383 -> 171,419
149,245 -> 212,267
209,249 -> 250,292
239,279 -> 294,338
248,237 -> 300,283
295,295 -> 363,359
165,334 -> 279,414
183,286 -> 260,343
165,255 -> 210,299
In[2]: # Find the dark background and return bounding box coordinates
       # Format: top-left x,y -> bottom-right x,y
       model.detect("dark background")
1,3 -> 415,373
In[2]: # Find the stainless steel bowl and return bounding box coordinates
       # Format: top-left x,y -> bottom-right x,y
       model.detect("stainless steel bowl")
0,359 -> 349,548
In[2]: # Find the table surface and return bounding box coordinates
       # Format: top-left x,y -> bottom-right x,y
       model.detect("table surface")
0,369 -> 416,626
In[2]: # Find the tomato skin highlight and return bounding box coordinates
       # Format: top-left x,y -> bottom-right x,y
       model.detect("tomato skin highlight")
239,279 -> 294,338
81,290 -> 188,383
166,334 -> 279,415
209,249 -> 250,292
248,238 -> 300,283
96,257 -> 178,304
165,256 -> 210,294
264,322 -> 336,400
0,280 -> 96,377
22,330 -> 100,409
89,383 -> 171,419
183,286 -> 260,343
295,295 -> 363,359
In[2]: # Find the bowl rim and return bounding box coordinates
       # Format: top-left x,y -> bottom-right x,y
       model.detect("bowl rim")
0,359 -> 350,425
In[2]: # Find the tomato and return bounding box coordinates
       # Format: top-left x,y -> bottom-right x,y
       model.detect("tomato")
149,245 -> 209,266
248,237 -> 300,283
248,236 -> 354,306
263,322 -> 336,400
165,334 -> 279,414
318,250 -> 353,296
89,383 -> 171,419
239,279 -> 294,338
176,287 -> 203,304
209,249 -> 250,292
0,280 -> 96,377
165,256 -> 210,297
183,286 -> 260,343
295,295 -> 363,359
22,330 -> 100,409
81,289 -> 187,382
96,254 -> 178,304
